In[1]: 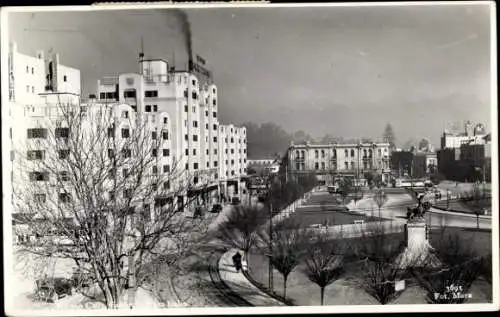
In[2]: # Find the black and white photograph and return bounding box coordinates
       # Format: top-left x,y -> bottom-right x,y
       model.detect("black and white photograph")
1,2 -> 498,315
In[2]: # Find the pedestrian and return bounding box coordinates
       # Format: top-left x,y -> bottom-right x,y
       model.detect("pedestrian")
232,252 -> 242,272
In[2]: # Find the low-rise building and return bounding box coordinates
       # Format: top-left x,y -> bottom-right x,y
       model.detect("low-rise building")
284,141 -> 391,185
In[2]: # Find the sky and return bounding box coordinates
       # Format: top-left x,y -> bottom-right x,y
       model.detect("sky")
7,3 -> 493,147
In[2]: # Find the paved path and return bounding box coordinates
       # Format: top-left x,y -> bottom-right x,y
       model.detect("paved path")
218,249 -> 285,306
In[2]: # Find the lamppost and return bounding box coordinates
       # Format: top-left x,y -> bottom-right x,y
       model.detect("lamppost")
265,174 -> 275,291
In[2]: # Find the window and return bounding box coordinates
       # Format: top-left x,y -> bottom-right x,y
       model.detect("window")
185,163 -> 189,170
163,117 -> 168,124
26,66 -> 29,73
59,149 -> 70,159
184,134 -> 188,141
162,131 -> 169,140
214,161 -> 218,167
107,149 -> 114,159
59,192 -> 71,203
163,165 -> 170,173
124,189 -> 132,199
321,150 -> 325,158
321,162 -> 326,170
164,181 -> 171,190
315,150 -> 319,159
192,106 -> 196,113
121,111 -> 128,119
193,149 -> 197,155
213,124 -> 217,130
184,105 -> 188,112
122,148 -> 131,158
205,123 -> 209,129
193,135 -> 198,142
124,90 -> 136,98
184,120 -> 187,127
231,149 -> 234,154
29,172 -> 48,181
163,149 -> 170,157
225,149 -> 228,154
351,162 -> 355,170
213,137 -> 218,143
153,105 -> 158,112
185,149 -> 189,156
152,149 -> 157,157
213,99 -> 217,106
192,91 -> 198,100
192,79 -> 196,85
122,128 -> 130,138
27,128 -> 47,139
350,149 -> 355,157
27,150 -> 44,160
315,162 -> 319,170
213,111 -> 217,118
99,92 -> 105,99
63,75 -> 67,82
345,149 -> 348,157
231,160 -> 234,165
194,177 -> 199,184
152,166 -> 158,174
145,105 -> 151,112
32,86 -> 35,94
34,194 -> 47,203
231,171 -> 235,176
105,92 -> 116,99
107,127 -> 115,138
231,137 -> 234,143
206,149 -> 209,155
194,163 -> 199,170
55,128 -> 70,138
183,89 -> 188,98
214,149 -> 218,155
207,162 -> 210,168
193,121 -> 198,128
145,90 -> 158,98
205,110 -> 209,117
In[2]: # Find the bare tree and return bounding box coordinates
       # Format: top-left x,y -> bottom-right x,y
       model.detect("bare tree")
12,102 -> 205,308
257,219 -> 308,300
302,230 -> 344,305
338,178 -> 353,205
351,222 -> 406,304
352,185 -> 364,208
373,189 -> 388,219
216,204 -> 269,257
411,230 -> 485,304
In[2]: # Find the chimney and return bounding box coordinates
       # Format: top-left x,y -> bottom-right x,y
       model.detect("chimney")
188,59 -> 194,72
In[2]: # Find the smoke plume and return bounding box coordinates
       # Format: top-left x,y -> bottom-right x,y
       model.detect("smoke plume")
173,9 -> 193,62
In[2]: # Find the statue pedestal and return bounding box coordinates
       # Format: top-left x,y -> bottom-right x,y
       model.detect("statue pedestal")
396,219 -> 440,269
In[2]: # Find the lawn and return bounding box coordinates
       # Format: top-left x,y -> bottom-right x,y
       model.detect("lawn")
288,207 -> 383,227
246,227 -> 492,305
433,197 -> 492,214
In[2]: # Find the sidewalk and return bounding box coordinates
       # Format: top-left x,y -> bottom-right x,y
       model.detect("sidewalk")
218,249 -> 285,306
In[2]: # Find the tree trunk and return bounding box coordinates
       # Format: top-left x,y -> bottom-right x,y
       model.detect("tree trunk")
320,286 -> 325,305
283,275 -> 287,300
476,214 -> 479,229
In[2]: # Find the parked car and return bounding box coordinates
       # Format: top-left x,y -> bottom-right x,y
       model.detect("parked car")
210,203 -> 223,213
231,197 -> 241,205
35,278 -> 74,303
327,185 -> 339,194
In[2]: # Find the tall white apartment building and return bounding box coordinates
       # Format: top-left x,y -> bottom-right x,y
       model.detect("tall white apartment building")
5,42 -> 81,215
218,124 -> 247,198
6,45 -> 248,217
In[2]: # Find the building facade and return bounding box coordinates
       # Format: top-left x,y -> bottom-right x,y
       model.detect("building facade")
285,141 -> 391,185
6,43 -> 247,217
